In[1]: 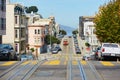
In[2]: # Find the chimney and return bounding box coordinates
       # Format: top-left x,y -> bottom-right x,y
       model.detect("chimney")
6,0 -> 10,4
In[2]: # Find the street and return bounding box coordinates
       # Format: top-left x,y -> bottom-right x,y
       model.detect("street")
0,37 -> 120,80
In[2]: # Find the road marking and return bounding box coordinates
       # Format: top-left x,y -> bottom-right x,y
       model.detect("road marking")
80,61 -> 87,65
101,61 -> 114,66
31,61 -> 37,65
21,61 -> 30,65
49,60 -> 60,65
42,61 -> 50,65
1,61 -> 17,66
64,60 -> 67,65
66,56 -> 68,61
42,60 -> 60,65
72,61 -> 77,65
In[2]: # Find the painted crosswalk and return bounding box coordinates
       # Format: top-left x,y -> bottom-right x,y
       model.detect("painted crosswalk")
0,60 -> 120,66
0,61 -> 17,66
42,60 -> 116,66
0,61 -> 38,66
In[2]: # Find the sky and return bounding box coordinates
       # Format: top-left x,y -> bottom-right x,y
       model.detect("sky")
11,0 -> 110,28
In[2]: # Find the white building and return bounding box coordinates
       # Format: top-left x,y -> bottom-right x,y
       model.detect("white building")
26,12 -> 43,25
84,21 -> 100,50
79,16 -> 101,50
2,2 -> 27,54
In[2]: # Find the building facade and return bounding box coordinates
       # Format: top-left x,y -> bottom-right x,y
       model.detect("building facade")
0,0 -> 6,44
28,21 -> 46,57
79,16 -> 100,50
3,3 -> 27,54
84,22 -> 100,50
79,16 -> 94,40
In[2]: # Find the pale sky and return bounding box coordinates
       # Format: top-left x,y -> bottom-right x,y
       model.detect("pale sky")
11,0 -> 110,28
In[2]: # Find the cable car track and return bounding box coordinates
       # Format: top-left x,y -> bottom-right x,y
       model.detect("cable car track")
0,60 -> 46,80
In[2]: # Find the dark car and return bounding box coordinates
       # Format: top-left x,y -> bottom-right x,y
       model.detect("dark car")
75,48 -> 81,54
0,44 -> 17,60
51,46 -> 62,54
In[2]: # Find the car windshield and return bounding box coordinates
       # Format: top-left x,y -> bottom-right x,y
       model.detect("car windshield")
0,44 -> 10,49
103,44 -> 118,48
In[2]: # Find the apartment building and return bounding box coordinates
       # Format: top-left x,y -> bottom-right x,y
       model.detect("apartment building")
79,16 -> 94,39
0,0 -> 6,44
26,12 -> 43,25
79,16 -> 100,50
3,2 -> 27,54
28,20 -> 46,57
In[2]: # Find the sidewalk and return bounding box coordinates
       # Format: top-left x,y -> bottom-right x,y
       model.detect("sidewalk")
77,34 -> 87,56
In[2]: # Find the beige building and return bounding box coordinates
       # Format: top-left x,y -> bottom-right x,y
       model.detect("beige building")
0,0 -> 6,43
2,2 -> 27,54
26,12 -> 43,25
28,20 -> 46,57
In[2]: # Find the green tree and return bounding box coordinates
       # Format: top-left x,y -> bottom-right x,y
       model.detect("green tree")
72,29 -> 78,35
44,35 -> 61,45
25,6 -> 38,13
85,42 -> 90,47
94,0 -> 120,43
59,30 -> 67,35
30,48 -> 35,52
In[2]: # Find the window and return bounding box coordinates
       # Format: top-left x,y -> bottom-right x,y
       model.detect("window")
34,38 -> 36,43
1,0 -> 5,11
15,16 -> 17,24
15,29 -> 18,38
15,44 -> 18,52
20,41 -> 25,51
21,28 -> 25,38
38,29 -> 40,34
35,29 -> 37,34
1,18 -> 4,30
21,18 -> 23,24
38,38 -> 40,43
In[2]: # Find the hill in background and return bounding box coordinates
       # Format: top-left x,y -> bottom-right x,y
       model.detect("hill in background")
60,24 -> 76,36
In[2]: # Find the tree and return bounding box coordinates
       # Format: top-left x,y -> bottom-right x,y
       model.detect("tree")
44,35 -> 61,45
30,48 -> 35,52
59,30 -> 67,35
85,42 -> 91,47
72,29 -> 78,35
25,6 -> 38,13
94,0 -> 120,43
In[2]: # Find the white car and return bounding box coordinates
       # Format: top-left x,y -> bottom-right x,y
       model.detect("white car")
82,54 -> 91,60
99,43 -> 120,60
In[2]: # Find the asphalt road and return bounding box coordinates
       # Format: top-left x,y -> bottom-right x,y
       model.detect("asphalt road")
0,37 -> 120,80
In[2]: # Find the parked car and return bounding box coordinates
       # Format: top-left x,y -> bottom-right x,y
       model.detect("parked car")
20,54 -> 28,61
82,54 -> 91,60
98,43 -> 120,60
76,48 -> 81,54
20,54 -> 34,61
0,44 -> 17,61
51,46 -> 62,54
